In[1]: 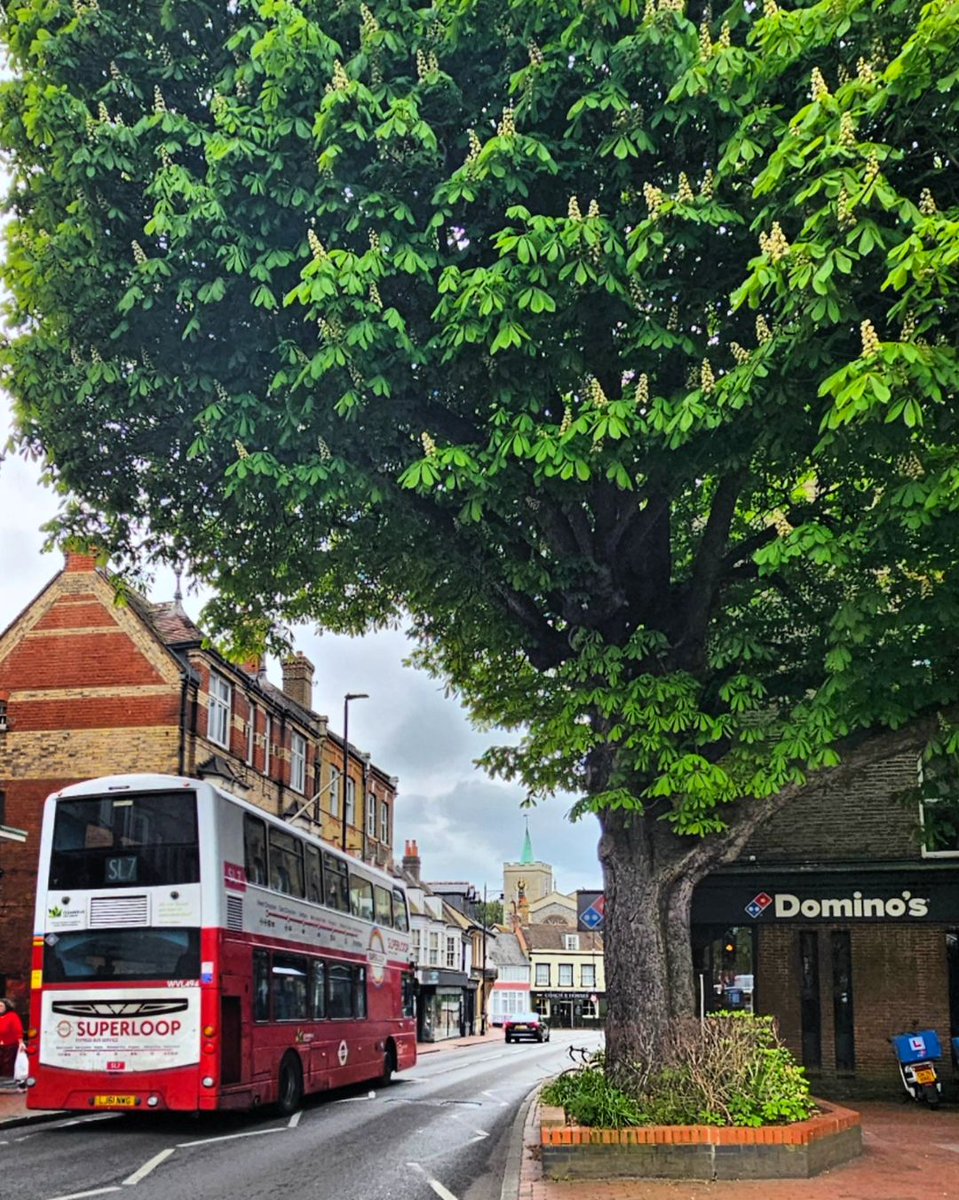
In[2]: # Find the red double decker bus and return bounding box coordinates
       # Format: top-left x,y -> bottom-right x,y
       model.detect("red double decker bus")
26,773 -> 416,1114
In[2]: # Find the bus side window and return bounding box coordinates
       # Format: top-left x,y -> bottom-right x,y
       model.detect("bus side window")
402,971 -> 416,1019
268,826 -> 305,898
273,954 -> 308,1021
305,844 -> 323,904
392,888 -> 410,932
349,873 -> 374,922
310,959 -> 326,1020
322,851 -> 349,913
328,963 -> 352,1018
244,815 -> 268,887
253,950 -> 270,1022
374,885 -> 393,928
354,966 -> 367,1019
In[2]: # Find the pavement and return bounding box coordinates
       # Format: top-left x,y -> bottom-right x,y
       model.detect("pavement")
6,1038 -> 959,1200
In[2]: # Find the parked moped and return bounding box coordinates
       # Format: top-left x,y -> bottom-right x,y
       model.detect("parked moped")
892,1029 -> 942,1107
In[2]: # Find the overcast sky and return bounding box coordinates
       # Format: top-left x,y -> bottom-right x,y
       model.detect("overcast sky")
0,395 -> 603,896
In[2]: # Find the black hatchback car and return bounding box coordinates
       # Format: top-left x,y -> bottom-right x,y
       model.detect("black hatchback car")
504,1011 -> 550,1043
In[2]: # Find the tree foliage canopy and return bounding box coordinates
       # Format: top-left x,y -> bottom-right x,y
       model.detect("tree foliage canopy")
2,0 -> 959,839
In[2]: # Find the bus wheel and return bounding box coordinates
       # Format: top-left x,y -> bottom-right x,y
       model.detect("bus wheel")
379,1042 -> 397,1087
277,1052 -> 303,1116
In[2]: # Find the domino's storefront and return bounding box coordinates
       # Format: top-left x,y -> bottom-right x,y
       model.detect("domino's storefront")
692,865 -> 959,1097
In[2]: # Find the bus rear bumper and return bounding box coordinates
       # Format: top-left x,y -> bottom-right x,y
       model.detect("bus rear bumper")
26,1071 -> 204,1114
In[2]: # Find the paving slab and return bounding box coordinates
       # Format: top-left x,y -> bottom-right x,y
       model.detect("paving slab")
515,1100 -> 959,1200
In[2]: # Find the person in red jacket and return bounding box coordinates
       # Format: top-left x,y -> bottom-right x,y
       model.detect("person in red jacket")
0,997 -> 25,1090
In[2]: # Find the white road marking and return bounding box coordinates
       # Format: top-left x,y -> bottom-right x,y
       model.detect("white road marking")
469,1129 -> 489,1142
288,1111 -> 302,1128
407,1163 -> 460,1200
123,1148 -> 175,1185
176,1127 -> 285,1148
35,1115 -> 119,1132
426,1180 -> 459,1200
45,1189 -> 121,1200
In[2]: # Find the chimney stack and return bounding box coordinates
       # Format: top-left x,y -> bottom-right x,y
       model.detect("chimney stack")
402,839 -> 421,882
281,651 -> 315,710
63,549 -> 99,573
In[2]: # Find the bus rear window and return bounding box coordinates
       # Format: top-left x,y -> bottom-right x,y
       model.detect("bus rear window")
43,928 -> 200,982
49,792 -> 199,889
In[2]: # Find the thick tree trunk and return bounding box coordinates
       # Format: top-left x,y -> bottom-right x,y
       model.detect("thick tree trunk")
664,875 -> 696,1019
598,808 -> 673,1078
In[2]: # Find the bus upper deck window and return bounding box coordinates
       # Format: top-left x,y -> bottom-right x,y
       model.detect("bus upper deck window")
244,815 -> 268,887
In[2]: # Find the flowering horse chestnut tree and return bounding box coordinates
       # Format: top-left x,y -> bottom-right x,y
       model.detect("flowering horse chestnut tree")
2,0 -> 958,1073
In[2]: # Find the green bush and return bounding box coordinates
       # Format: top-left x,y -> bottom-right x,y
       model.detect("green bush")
542,1014 -> 816,1129
540,1055 -> 646,1128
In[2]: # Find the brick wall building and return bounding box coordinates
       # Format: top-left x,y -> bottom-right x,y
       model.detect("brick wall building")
0,551 -> 398,1006
693,751 -> 959,1097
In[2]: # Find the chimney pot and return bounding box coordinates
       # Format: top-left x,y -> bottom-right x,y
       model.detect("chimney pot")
402,839 -> 421,882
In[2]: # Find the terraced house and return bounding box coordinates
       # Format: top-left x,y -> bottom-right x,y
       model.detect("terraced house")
0,550 -> 397,1005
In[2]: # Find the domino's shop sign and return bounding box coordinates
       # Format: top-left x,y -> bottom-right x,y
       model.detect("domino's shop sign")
693,872 -> 959,925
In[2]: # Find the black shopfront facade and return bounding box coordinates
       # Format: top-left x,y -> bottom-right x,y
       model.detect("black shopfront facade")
692,863 -> 959,1097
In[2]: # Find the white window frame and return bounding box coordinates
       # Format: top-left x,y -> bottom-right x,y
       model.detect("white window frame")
208,673 -> 231,749
264,714 -> 272,776
563,933 -> 580,951
345,775 -> 356,828
558,962 -> 574,987
329,766 -> 341,818
366,791 -> 376,837
412,928 -> 422,964
919,798 -> 959,858
535,962 -> 550,987
445,935 -> 458,969
428,931 -> 439,966
581,963 -> 596,989
917,754 -> 959,858
379,800 -> 390,844
246,703 -> 256,765
290,731 -> 307,794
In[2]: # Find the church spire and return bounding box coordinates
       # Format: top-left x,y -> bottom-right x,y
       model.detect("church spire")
520,816 -> 534,865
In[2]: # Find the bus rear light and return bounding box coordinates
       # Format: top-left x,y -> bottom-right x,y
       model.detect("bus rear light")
203,1025 -> 216,1038
202,1076 -> 215,1088
27,1028 -> 37,1041
147,1096 -> 159,1108
203,1042 -> 216,1055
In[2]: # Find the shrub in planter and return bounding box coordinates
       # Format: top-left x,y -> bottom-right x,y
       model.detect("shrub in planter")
541,1056 -> 645,1128
542,1013 -> 816,1128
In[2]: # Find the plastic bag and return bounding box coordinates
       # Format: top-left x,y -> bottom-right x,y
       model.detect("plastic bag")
14,1046 -> 28,1083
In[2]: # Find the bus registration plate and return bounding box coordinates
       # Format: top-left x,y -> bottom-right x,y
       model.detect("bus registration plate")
94,1095 -> 136,1108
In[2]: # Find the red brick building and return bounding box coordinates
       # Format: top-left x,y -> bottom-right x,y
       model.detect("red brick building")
693,752 -> 959,1097
0,551 -> 398,1006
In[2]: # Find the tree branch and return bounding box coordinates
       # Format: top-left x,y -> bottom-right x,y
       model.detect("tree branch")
665,714 -> 946,886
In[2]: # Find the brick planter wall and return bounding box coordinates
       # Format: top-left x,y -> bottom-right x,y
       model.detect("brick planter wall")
539,1100 -> 862,1181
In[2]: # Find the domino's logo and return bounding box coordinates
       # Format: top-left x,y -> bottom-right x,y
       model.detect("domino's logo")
745,892 -> 773,919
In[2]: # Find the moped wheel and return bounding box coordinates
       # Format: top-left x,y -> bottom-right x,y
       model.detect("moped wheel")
922,1082 -> 940,1109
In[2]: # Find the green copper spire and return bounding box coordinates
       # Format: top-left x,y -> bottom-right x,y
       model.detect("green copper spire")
520,818 -> 534,865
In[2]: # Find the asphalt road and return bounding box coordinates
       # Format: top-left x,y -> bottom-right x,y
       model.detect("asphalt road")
2,1030 -> 604,1200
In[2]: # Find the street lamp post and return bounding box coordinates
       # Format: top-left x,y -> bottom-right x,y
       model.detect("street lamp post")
481,882 -> 488,1036
341,692 -> 368,852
